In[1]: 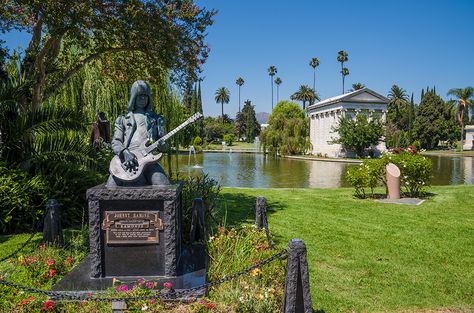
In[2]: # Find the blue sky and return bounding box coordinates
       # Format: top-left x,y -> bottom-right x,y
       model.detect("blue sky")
2,0 -> 474,117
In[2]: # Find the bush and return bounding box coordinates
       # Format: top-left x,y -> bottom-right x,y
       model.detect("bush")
175,174 -> 221,242
346,152 -> 432,198
193,135 -> 203,146
223,133 -> 234,146
0,163 -> 48,233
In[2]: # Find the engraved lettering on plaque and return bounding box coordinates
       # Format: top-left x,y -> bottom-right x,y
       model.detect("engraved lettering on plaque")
102,211 -> 164,244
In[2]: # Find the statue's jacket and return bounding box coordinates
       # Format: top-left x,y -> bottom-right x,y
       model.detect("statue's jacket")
111,81 -> 165,156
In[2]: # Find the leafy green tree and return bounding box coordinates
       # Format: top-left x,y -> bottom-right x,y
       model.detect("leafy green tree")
214,87 -> 230,122
0,40 -> 7,83
204,116 -> 234,142
309,57 -> 320,91
337,50 -> 349,93
236,77 -> 244,113
260,101 -> 310,155
332,114 -> 384,157
350,82 -> 365,91
274,77 -> 282,103
387,85 -> 409,130
447,87 -> 474,150
290,85 -> 319,111
267,65 -> 277,109
0,0 -> 215,109
413,91 -> 453,149
235,100 -> 261,143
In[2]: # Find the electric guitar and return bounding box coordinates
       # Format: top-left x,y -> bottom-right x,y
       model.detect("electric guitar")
109,112 -> 203,182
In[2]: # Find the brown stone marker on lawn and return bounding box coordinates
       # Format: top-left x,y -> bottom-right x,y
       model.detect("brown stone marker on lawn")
386,163 -> 401,200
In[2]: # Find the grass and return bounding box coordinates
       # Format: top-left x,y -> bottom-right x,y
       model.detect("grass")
1,186 -> 472,312
215,185 -> 474,312
205,141 -> 258,151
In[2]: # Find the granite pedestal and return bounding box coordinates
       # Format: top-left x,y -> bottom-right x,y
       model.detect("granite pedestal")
53,183 -> 207,294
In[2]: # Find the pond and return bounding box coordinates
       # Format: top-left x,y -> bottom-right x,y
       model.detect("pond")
163,152 -> 474,188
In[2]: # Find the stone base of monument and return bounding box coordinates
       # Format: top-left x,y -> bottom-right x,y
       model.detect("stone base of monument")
53,184 -> 208,297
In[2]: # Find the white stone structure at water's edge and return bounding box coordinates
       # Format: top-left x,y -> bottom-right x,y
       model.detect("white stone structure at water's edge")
463,125 -> 474,150
308,88 -> 389,158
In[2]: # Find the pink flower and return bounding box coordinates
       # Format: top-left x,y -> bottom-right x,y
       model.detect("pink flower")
137,278 -> 145,285
145,282 -> 155,289
116,284 -> 129,292
149,299 -> 155,305
46,259 -> 55,267
163,281 -> 173,289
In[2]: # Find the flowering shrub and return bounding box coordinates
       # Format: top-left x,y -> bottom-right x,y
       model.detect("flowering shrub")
346,151 -> 432,198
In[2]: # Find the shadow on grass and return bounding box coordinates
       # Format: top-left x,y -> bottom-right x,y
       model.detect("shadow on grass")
212,192 -> 287,245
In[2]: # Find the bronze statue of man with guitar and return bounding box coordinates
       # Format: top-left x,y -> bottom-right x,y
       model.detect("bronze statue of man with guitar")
107,80 -> 202,187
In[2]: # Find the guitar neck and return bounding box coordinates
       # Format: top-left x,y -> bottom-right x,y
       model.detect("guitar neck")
145,113 -> 201,153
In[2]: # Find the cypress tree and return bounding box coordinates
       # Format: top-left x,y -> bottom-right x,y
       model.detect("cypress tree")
408,93 -> 414,143
421,88 -> 425,101
196,81 -> 204,137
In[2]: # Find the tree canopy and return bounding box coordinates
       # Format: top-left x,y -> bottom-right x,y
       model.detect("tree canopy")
235,100 -> 260,143
332,113 -> 384,157
260,101 -> 310,155
1,0 -> 215,109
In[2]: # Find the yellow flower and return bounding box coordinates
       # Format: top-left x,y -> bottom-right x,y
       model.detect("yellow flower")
250,268 -> 262,277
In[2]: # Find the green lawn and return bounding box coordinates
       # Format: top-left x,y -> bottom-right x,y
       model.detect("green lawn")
216,185 -> 474,312
205,141 -> 258,150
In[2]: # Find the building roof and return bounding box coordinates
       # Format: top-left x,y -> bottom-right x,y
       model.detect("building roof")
308,88 -> 389,110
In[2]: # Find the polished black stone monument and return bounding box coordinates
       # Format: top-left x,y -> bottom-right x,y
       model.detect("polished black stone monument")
53,183 -> 207,293
87,184 -> 182,278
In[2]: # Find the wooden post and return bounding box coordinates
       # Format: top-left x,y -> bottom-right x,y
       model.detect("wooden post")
282,239 -> 312,313
255,196 -> 267,229
189,198 -> 207,242
42,199 -> 63,245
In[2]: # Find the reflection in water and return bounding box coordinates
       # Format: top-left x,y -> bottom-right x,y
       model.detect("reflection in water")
163,153 -> 474,188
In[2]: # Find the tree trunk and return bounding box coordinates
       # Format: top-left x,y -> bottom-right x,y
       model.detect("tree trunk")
313,68 -> 316,91
277,85 -> 279,103
461,120 -> 464,151
271,76 -> 274,110
341,63 -> 344,94
238,86 -> 241,113
221,101 -> 224,123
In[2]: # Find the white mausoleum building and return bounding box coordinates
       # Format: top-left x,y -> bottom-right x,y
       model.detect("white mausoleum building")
308,88 -> 389,157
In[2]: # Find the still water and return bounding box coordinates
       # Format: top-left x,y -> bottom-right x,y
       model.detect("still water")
164,152 -> 474,188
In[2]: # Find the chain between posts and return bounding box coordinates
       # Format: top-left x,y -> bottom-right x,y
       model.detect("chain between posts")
0,249 -> 288,302
0,205 -> 51,263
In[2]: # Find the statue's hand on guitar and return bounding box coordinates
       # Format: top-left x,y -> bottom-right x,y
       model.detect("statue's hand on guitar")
121,149 -> 138,172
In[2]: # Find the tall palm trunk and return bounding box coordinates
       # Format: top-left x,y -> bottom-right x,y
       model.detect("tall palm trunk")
271,76 -> 274,110
313,68 -> 316,91
277,85 -> 279,103
461,115 -> 464,151
341,63 -> 344,93
221,101 -> 224,123
238,86 -> 241,113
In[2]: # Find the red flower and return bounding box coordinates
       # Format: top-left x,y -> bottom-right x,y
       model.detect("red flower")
46,259 -> 55,267
18,296 -> 35,305
163,281 -> 173,289
47,269 -> 56,277
40,300 -> 55,311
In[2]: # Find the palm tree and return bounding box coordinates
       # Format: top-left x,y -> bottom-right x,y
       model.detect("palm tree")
447,87 -> 474,150
350,82 -> 365,91
267,65 -> 277,110
214,87 -> 230,122
274,77 -> 282,103
337,50 -> 349,93
236,77 -> 244,113
387,85 -> 409,129
309,57 -> 320,92
291,85 -> 320,112
341,67 -> 349,94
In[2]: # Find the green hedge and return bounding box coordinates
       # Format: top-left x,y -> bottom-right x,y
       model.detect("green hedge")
346,152 -> 432,198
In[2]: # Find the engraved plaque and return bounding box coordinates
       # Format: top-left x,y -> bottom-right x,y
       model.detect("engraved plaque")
102,211 -> 164,244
